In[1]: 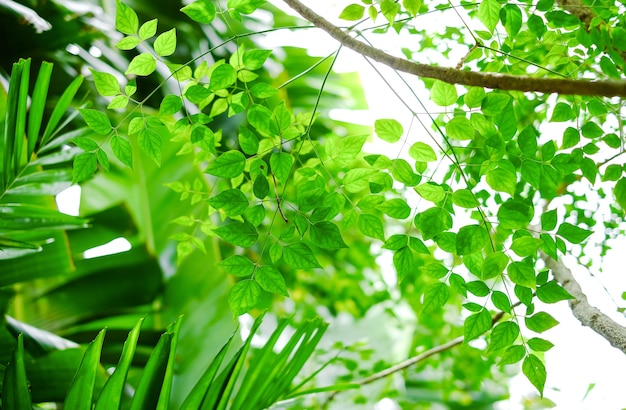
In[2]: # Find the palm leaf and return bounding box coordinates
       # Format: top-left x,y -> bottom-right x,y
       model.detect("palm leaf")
2,334 -> 32,410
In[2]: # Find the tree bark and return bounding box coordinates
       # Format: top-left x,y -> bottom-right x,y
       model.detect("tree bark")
281,0 -> 626,98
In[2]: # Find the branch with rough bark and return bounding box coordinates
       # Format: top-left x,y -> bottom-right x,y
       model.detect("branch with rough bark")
541,252 -> 626,355
281,0 -> 626,98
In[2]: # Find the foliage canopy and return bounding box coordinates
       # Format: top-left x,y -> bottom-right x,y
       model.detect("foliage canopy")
1,0 -> 626,407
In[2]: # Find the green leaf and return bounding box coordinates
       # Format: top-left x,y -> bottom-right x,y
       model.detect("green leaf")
478,0 -> 501,33
382,234 -> 408,250
209,189 -> 249,216
126,53 -> 156,76
500,345 -> 525,365
90,70 -> 120,97
481,93 -> 510,116
456,225 -> 489,255
218,255 -> 255,277
107,95 -> 129,109
541,209 -> 558,231
253,175 -> 269,199
550,102 -> 573,122
526,312 -> 559,333
239,127 -> 259,155
138,128 -> 162,166
310,222 -> 348,249
497,200 -> 534,230
111,135 -> 133,167
415,207 -> 452,240
431,80 -> 457,106
523,354 -> 546,395
210,64 -> 237,90
415,183 -> 445,203
243,49 -> 272,70
393,246 -> 414,279
446,117 -> 473,140
181,0 -> 216,24
270,152 -> 294,183
537,281 -> 574,303
255,266 -> 288,296
511,236 -> 541,257
116,0 -> 139,34
205,150 -> 246,178
116,36 -> 140,50
73,153 -> 97,183
409,141 -> 437,162
138,19 -> 157,40
229,279 -> 261,315
527,337 -> 554,352
452,189 -> 479,208
154,28 -> 177,57
358,213 -> 385,241
339,4 -> 365,20
615,178 -> 626,211
65,329 -> 106,409
283,243 -> 321,269
501,4 -> 522,38
556,222 -> 592,244
508,262 -> 536,289
374,118 -> 403,142
482,252 -> 508,279
343,168 -> 378,193
422,282 -> 449,312
379,198 -> 411,219
403,0 -> 421,16
464,309 -> 492,341
491,290 -> 511,313
486,166 -> 516,196
419,262 -> 448,279
3,334 -> 32,410
214,221 -> 258,247
79,109 -> 112,135
247,104 -> 273,134
487,321 -> 519,353
95,318 -> 144,410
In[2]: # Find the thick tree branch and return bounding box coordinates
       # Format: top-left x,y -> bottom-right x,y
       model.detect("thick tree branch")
542,253 -> 626,354
281,0 -> 626,98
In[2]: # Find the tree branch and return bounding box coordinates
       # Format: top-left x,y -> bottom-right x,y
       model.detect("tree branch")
541,252 -> 626,354
281,0 -> 626,98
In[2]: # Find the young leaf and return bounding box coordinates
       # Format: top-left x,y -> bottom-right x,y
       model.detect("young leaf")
525,312 -> 559,333
116,36 -> 140,50
499,344 -> 525,365
379,198 -> 411,219
464,309 -> 492,341
111,135 -> 133,167
486,321 -> 519,354
310,221 -> 348,249
419,262 -> 448,279
556,222 -> 592,244
209,189 -> 248,216
214,221 -> 258,247
409,141 -> 437,162
255,266 -> 289,296
491,290 -> 511,313
508,262 -> 536,289
421,282 -> 449,312
537,280 -> 574,303
456,225 -> 489,255
79,109 -> 112,135
374,118 -> 403,143
446,117 -> 473,140
229,279 -> 261,315
73,153 -> 98,183
339,4 -> 365,20
209,64 -> 237,90
243,49 -> 272,70
90,70 -> 120,97
181,0 -> 216,24
218,255 -> 255,277
116,0 -> 139,34
270,152 -> 294,183
3,334 -> 32,410
358,214 -> 385,241
527,337 -> 555,352
205,150 -> 246,178
283,243 -> 321,269
139,19 -> 158,40
138,128 -> 162,166
126,53 -> 157,76
431,80 -> 457,106
523,354 -> 546,396
478,0 -> 501,33
393,246 -> 414,279
154,28 -> 177,57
